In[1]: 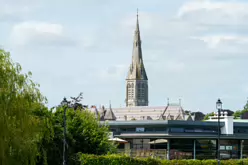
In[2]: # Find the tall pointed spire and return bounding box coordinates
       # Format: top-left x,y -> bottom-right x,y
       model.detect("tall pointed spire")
126,10 -> 149,107
127,10 -> 147,80
136,8 -> 140,33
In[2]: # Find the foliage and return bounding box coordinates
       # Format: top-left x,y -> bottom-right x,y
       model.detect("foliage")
33,108 -> 55,165
79,154 -> 248,165
0,49 -> 46,165
233,100 -> 248,119
203,112 -> 215,120
233,110 -> 242,119
37,107 -> 116,165
80,154 -> 162,165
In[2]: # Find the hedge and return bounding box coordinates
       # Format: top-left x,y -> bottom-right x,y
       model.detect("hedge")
79,154 -> 248,165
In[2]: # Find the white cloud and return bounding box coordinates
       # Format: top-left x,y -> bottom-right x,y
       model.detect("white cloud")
178,0 -> 248,25
178,0 -> 248,16
192,35 -> 248,48
0,0 -> 39,21
10,22 -> 76,46
0,4 -> 29,15
119,12 -> 203,39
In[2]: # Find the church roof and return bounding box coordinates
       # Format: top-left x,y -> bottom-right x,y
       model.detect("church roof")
104,104 -> 116,120
109,103 -> 186,121
126,11 -> 148,80
161,103 -> 185,120
186,115 -> 194,121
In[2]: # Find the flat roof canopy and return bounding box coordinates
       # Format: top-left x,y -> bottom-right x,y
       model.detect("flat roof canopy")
116,133 -> 248,139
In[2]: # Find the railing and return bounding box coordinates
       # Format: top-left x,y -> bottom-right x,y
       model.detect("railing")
117,149 -> 245,160
117,149 -> 167,159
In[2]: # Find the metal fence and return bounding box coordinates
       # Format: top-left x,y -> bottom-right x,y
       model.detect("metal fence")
117,149 -> 167,159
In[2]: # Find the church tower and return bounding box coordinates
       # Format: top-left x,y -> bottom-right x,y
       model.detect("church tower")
126,11 -> 148,107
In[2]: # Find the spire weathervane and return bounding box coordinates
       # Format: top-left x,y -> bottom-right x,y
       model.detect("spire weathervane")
135,8 -> 140,33
109,100 -> 111,109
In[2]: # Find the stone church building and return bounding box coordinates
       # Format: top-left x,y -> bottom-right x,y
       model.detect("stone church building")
90,13 -> 198,121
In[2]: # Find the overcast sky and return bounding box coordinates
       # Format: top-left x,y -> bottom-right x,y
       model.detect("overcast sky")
1,0 -> 248,113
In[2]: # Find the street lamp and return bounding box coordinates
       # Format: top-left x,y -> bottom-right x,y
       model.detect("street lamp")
61,97 -> 69,165
216,98 -> 222,165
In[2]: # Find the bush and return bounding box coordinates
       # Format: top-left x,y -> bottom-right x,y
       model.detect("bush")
79,154 -> 248,165
80,154 -> 162,165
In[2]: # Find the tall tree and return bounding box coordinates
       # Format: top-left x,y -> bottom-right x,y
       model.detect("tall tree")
0,49 -> 46,165
36,95 -> 116,165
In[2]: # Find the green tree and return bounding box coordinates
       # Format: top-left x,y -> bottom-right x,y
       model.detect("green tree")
233,100 -> 248,119
233,110 -> 242,119
37,106 -> 116,165
0,49 -> 46,165
203,112 -> 215,120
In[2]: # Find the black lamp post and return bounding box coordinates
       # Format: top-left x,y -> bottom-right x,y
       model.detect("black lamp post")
216,98 -> 222,165
61,97 -> 69,165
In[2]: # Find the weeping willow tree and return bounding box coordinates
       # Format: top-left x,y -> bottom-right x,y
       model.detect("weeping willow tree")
0,49 -> 47,165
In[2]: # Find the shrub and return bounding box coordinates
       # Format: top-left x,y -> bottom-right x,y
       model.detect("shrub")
79,154 -> 248,165
80,154 -> 161,165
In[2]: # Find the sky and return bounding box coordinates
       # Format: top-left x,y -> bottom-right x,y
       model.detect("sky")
1,0 -> 248,113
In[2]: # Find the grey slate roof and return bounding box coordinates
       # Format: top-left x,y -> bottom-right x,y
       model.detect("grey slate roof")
161,103 -> 185,120
106,103 -> 188,121
104,104 -> 116,121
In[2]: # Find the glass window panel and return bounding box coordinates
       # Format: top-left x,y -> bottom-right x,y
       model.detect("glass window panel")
170,139 -> 193,159
243,140 -> 248,159
195,140 -> 216,160
170,128 -> 184,133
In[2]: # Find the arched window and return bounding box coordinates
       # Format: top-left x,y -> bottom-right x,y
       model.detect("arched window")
141,83 -> 145,88
131,83 -> 134,88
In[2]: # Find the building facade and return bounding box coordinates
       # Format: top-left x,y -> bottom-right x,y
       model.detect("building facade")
126,12 -> 148,107
104,112 -> 248,160
90,12 -> 248,160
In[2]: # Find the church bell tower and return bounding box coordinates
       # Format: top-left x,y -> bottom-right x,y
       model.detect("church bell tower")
125,10 -> 148,107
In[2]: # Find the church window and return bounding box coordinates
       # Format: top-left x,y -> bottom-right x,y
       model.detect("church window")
141,83 -> 145,88
131,83 -> 134,88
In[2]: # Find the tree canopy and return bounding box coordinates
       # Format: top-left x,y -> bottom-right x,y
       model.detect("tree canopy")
37,107 -> 116,165
0,49 -> 116,165
233,100 -> 248,119
0,49 -> 47,165
203,112 -> 215,120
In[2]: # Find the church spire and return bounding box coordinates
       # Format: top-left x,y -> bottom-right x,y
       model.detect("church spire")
126,10 -> 149,107
127,10 -> 147,80
136,8 -> 140,33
